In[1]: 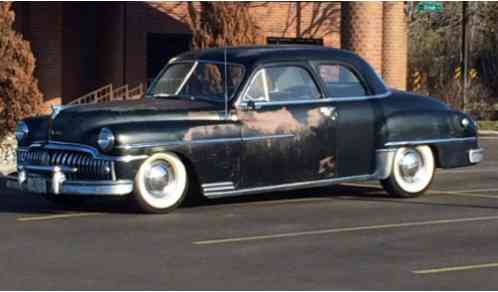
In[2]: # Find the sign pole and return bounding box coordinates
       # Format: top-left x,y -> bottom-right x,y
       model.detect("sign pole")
462,1 -> 469,112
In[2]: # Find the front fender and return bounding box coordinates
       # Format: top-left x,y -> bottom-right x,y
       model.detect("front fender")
111,120 -> 242,184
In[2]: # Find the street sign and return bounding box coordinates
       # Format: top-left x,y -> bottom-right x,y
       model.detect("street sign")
416,1 -> 443,13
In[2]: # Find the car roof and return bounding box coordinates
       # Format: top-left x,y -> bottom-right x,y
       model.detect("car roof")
173,45 -> 389,96
174,45 -> 359,66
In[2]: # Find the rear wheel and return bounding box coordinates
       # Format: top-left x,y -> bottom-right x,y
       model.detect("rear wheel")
132,152 -> 188,213
381,145 -> 435,198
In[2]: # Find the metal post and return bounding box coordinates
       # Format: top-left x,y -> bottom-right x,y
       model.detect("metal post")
462,1 -> 469,111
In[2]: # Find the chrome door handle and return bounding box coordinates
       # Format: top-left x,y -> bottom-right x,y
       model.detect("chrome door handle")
320,106 -> 337,120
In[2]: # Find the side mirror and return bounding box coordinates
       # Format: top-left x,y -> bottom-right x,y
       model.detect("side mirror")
247,100 -> 257,110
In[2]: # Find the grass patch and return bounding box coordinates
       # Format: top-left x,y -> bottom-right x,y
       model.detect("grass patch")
478,120 -> 498,131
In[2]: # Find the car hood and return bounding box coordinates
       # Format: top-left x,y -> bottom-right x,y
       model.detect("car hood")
50,98 -> 227,144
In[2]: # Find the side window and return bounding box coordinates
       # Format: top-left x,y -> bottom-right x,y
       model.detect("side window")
244,66 -> 320,102
318,64 -> 367,98
244,70 -> 269,101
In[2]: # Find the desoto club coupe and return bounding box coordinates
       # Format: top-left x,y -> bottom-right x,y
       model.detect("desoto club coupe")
8,46 -> 484,213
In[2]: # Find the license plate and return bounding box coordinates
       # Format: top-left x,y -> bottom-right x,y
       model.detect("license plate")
26,176 -> 47,194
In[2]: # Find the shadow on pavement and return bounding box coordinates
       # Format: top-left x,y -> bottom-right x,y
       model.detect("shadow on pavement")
1,179 -> 497,215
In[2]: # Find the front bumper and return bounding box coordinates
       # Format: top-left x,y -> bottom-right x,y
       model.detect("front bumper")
6,170 -> 133,196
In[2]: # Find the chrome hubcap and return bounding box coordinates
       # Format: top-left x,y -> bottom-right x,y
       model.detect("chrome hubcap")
144,161 -> 175,198
398,150 -> 423,183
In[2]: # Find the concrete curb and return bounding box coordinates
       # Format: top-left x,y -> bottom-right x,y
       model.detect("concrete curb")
479,130 -> 498,136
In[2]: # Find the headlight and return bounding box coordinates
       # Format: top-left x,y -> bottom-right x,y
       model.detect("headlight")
97,128 -> 115,152
15,121 -> 29,142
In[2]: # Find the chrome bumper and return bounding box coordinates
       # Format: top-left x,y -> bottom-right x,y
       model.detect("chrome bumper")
5,172 -> 133,196
469,148 -> 484,164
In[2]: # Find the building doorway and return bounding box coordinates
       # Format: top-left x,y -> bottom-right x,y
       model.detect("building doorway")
146,33 -> 192,84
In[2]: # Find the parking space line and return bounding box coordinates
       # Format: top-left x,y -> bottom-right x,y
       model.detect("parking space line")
341,183 -> 498,199
439,168 -> 498,174
441,192 -> 498,199
446,188 -> 498,194
17,212 -> 102,222
414,262 -> 498,275
193,215 -> 498,245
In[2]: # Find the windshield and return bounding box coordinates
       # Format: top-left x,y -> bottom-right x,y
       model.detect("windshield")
147,62 -> 245,102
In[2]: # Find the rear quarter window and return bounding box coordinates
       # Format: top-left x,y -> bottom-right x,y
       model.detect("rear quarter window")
318,64 -> 367,98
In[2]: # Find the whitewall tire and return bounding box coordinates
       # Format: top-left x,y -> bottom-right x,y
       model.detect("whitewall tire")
381,145 -> 435,198
133,152 -> 188,213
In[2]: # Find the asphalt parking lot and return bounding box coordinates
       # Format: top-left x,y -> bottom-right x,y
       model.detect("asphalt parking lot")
1,138 -> 498,290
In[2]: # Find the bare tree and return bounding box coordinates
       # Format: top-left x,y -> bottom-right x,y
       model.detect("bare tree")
155,2 -> 261,48
0,2 -> 44,140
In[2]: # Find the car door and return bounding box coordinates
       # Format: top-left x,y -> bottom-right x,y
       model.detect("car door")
315,63 -> 377,178
236,63 -> 338,188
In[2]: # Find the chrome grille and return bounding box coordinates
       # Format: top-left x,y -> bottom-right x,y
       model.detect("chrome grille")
18,149 -> 114,180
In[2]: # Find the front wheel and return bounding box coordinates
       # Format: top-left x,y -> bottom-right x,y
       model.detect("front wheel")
132,152 -> 188,213
381,145 -> 435,198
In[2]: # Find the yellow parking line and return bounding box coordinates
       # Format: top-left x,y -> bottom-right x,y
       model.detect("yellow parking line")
449,188 -> 498,194
17,212 -> 101,222
414,262 -> 498,274
439,192 -> 498,199
193,215 -> 498,245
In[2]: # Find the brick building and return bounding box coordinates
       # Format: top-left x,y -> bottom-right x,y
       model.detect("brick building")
12,1 -> 407,105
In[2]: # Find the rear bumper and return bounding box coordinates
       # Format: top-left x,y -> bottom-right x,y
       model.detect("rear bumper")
469,148 -> 484,164
430,138 -> 483,169
5,174 -> 133,196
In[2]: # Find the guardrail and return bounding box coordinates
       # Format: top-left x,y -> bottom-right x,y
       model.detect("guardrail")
69,83 -> 144,105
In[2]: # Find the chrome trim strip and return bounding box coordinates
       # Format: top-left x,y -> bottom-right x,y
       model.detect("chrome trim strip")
175,61 -> 198,95
19,165 -> 78,173
118,137 -> 243,150
385,137 -> 477,147
322,91 -> 391,102
203,174 -> 375,198
242,134 -> 295,142
238,91 -> 391,109
204,186 -> 236,192
26,141 -> 148,162
202,182 -> 234,187
119,134 -> 295,150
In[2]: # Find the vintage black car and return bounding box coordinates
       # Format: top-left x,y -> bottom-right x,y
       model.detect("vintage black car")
8,46 -> 484,213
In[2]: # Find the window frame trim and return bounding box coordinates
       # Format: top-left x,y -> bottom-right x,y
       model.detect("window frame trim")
238,62 -> 324,107
313,61 -> 374,98
146,59 -> 246,100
